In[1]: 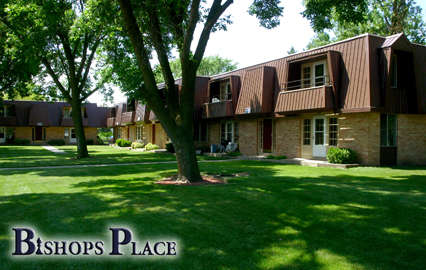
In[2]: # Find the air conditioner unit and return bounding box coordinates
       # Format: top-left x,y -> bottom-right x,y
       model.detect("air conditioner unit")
245,108 -> 251,114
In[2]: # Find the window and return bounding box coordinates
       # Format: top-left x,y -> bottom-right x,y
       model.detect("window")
0,127 -> 5,139
329,118 -> 339,146
63,107 -> 72,118
64,128 -> 69,139
43,128 -> 46,142
194,122 -> 207,142
1,105 -> 15,117
381,114 -> 397,147
301,60 -> 327,89
32,128 -> 35,141
390,54 -> 397,88
303,119 -> 311,145
136,126 -> 143,141
220,81 -> 232,101
220,122 -> 239,143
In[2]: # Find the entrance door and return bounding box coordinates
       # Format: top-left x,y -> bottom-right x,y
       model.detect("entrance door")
262,119 -> 272,153
0,127 -> 5,143
152,124 -> 156,144
313,116 -> 326,157
70,128 -> 77,143
35,127 -> 43,141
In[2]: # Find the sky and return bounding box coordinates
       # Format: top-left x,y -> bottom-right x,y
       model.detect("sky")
88,0 -> 426,105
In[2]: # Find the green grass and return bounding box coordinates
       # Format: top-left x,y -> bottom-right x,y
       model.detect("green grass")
0,145 -> 221,168
1,161 -> 426,269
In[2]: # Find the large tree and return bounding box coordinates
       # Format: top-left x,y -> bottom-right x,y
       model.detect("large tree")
1,0 -> 115,158
102,0 -> 283,183
305,0 -> 426,49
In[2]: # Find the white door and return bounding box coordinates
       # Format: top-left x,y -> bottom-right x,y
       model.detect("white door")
313,116 -> 326,157
0,127 -> 5,143
70,128 -> 77,143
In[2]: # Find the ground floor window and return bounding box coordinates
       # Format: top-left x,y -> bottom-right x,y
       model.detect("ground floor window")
194,122 -> 207,142
380,114 -> 397,146
0,127 -> 5,143
136,126 -> 143,141
70,128 -> 77,143
64,128 -> 69,139
329,117 -> 338,146
221,122 -> 239,144
303,119 -> 311,145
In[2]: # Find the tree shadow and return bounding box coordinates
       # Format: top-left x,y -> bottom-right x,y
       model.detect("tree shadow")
1,162 -> 426,269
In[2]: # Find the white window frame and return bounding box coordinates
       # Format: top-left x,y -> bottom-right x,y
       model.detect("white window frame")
221,121 -> 239,144
301,60 -> 327,89
70,128 -> 77,143
63,107 -> 72,118
219,81 -> 232,101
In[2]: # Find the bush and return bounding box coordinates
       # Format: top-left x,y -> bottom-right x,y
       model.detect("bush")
13,139 -> 22,145
326,148 -> 357,164
86,139 -> 94,145
115,139 -> 124,147
145,143 -> 159,151
97,137 -> 104,145
266,155 -> 287,160
48,139 -> 65,146
22,139 -> 31,145
120,140 -> 132,147
166,142 -> 175,153
228,150 -> 242,157
56,139 -> 65,146
131,142 -> 144,149
198,146 -> 210,153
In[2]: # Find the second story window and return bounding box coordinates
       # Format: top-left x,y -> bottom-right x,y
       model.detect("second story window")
63,107 -> 72,118
0,105 -> 15,117
300,60 -> 327,89
220,81 -> 231,101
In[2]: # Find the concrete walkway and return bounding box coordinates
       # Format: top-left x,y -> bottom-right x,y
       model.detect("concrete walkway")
41,145 -> 67,154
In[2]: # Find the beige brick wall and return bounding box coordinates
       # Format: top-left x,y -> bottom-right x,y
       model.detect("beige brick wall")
239,119 -> 259,156
14,126 -> 98,145
155,123 -> 169,148
338,113 -> 380,166
275,116 -> 301,159
15,127 -> 32,141
397,114 -> 426,165
129,125 -> 135,142
85,127 -> 98,144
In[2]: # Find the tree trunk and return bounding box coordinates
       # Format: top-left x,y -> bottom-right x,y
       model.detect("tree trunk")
171,126 -> 203,183
71,101 -> 89,159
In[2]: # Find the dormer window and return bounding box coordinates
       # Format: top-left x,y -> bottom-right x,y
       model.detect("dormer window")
220,81 -> 232,101
301,60 -> 327,89
0,105 -> 15,117
63,107 -> 72,118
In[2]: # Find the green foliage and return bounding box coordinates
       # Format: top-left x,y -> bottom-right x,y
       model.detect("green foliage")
97,137 -> 104,145
86,139 -> 94,145
266,155 -> 287,160
98,131 -> 113,142
131,142 -> 144,149
120,140 -> 132,148
165,142 -> 175,153
21,139 -> 31,145
145,143 -> 159,151
197,146 -> 211,153
326,148 -> 358,164
287,46 -> 297,55
47,139 -> 65,146
305,0 -> 426,49
13,139 -> 22,145
115,139 -> 124,147
228,151 -> 242,157
248,0 -> 285,29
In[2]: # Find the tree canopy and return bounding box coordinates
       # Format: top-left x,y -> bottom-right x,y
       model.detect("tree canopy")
305,0 -> 426,50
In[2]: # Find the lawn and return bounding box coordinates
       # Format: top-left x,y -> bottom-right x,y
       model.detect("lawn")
1,160 -> 426,269
0,145 -> 221,168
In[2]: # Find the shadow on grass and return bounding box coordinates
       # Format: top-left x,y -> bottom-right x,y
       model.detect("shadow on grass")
1,162 -> 426,269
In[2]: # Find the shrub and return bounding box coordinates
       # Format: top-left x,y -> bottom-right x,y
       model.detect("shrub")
13,139 -> 22,145
145,143 -> 159,151
120,140 -> 132,147
22,139 -> 31,145
115,139 -> 124,147
56,139 -> 65,146
166,142 -> 175,153
228,150 -> 242,157
326,147 -> 357,164
198,146 -> 210,153
97,137 -> 104,145
131,142 -> 144,149
86,139 -> 94,145
266,155 -> 287,160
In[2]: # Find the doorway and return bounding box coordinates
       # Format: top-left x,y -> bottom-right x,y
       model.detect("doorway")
70,128 -> 77,143
152,124 -> 156,144
313,116 -> 326,157
262,119 -> 273,153
35,127 -> 43,142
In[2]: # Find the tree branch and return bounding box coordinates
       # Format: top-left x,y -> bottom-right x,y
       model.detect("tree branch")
41,58 -> 72,103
